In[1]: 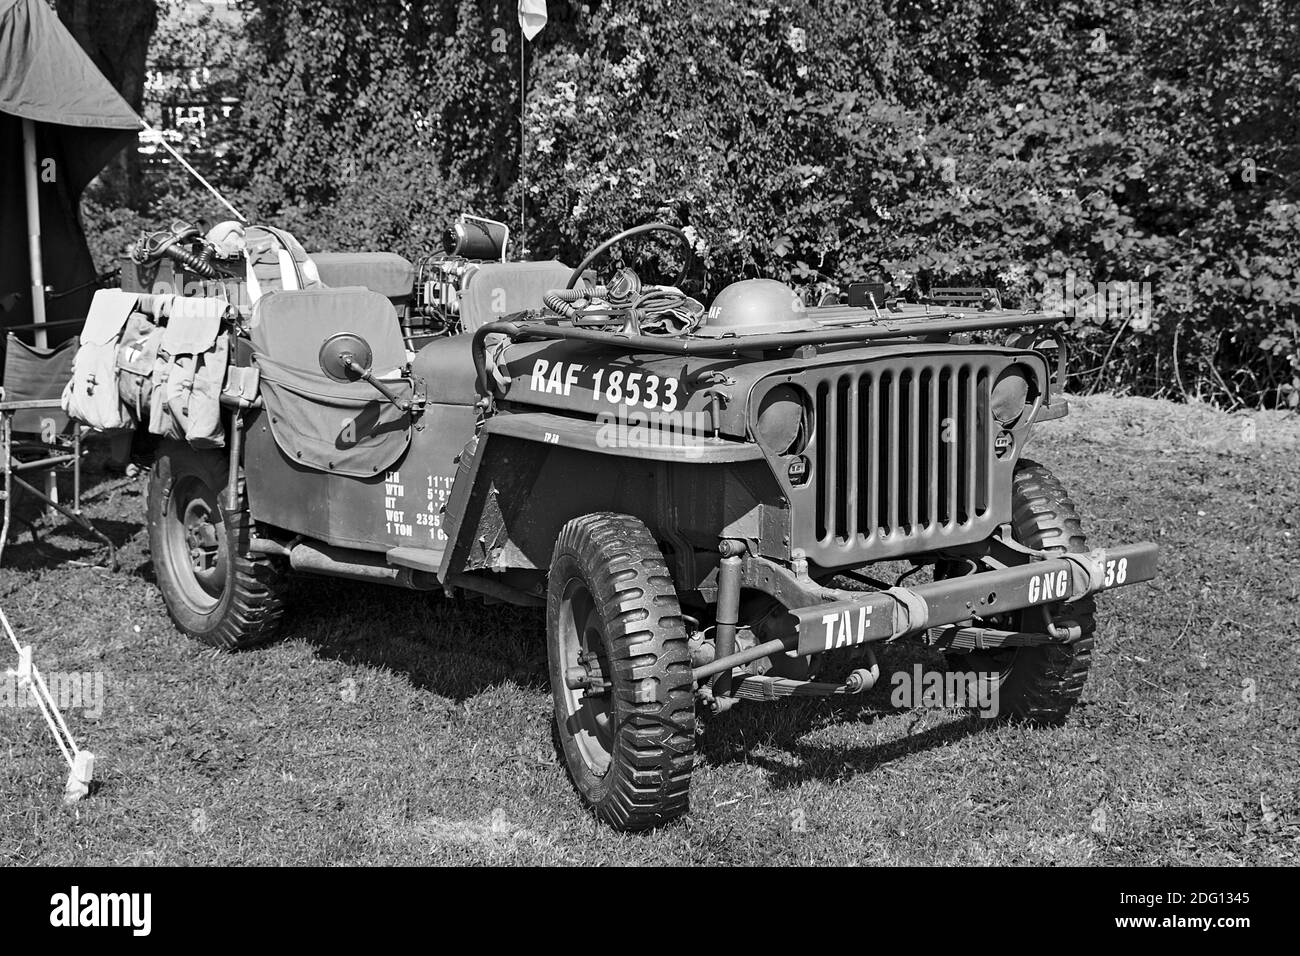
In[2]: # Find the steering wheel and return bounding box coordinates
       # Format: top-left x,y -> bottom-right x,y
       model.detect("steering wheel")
566,222 -> 694,290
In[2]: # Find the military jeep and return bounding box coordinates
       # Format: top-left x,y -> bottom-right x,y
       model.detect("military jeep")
132,218 -> 1157,831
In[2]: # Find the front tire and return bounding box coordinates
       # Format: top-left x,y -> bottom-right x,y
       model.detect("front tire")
945,459 -> 1098,724
147,440 -> 287,650
546,513 -> 695,830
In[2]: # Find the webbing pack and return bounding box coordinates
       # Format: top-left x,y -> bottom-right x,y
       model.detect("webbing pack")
61,289 -> 138,432
62,291 -> 236,449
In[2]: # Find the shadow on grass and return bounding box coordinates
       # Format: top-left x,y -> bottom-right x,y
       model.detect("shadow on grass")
698,641 -> 995,789
1,442 -> 145,575
0,516 -> 139,573
283,575 -> 551,702
268,573 -> 997,779
704,707 -> 992,790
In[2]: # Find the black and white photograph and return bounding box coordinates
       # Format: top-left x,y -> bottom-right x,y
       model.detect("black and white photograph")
0,0 -> 1294,909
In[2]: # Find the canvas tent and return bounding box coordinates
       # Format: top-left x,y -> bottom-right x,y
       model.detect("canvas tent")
0,0 -> 140,347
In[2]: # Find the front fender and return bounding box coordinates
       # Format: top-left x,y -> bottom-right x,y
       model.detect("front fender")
437,411 -> 775,583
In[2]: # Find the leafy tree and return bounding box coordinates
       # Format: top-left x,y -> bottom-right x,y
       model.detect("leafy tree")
81,0 -> 250,269
171,0 -> 1300,406
145,0 -> 248,185
56,0 -> 158,207
236,0 -> 546,253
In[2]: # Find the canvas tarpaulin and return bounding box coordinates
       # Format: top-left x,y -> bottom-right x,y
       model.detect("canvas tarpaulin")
0,0 -> 140,342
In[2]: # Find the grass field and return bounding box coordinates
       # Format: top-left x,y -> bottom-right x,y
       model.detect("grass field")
1,394 -> 1297,865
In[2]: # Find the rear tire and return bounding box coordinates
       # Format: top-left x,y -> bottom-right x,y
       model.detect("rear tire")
546,513 -> 695,830
945,459 -> 1097,724
147,440 -> 287,650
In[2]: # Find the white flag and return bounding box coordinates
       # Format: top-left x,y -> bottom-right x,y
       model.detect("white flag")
518,0 -> 547,41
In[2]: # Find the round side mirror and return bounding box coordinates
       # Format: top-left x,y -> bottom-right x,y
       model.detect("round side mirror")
318,332 -> 373,383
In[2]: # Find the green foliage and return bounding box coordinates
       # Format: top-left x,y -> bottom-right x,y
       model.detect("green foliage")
204,0 -> 1300,407
235,0 -> 524,253
80,198 -> 155,276
145,0 -> 249,184
82,0 -> 254,268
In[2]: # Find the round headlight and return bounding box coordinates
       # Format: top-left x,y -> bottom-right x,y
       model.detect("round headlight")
991,366 -> 1032,425
756,385 -> 808,455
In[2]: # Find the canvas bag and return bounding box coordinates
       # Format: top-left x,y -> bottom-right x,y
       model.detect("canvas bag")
61,289 -> 139,431
147,297 -> 230,449
115,311 -> 166,427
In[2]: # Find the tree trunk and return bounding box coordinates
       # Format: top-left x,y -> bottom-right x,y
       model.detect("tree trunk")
56,0 -> 158,207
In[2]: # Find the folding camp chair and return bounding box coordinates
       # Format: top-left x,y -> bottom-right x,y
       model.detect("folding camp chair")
0,332 -> 115,568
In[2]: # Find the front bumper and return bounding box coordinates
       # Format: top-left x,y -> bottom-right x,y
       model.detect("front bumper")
693,542 -> 1158,684
782,542 -> 1158,655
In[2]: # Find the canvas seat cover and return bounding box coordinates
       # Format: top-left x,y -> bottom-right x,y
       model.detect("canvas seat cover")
250,288 -> 412,477
313,252 -> 415,302
242,225 -> 324,305
459,260 -> 572,332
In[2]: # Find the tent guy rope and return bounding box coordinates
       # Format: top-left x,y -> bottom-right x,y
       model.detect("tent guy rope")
139,118 -> 248,224
1,605 -> 95,802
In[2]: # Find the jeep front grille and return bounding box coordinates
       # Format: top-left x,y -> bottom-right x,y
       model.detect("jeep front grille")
811,363 -> 993,549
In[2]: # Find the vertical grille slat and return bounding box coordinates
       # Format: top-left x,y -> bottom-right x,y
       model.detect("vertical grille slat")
815,382 -> 830,542
927,370 -> 939,526
845,375 -> 860,540
866,373 -> 880,542
951,369 -> 961,530
825,383 -> 838,529
887,372 -> 900,534
977,367 -> 991,517
965,367 -> 978,523
907,370 -> 920,529
836,377 -> 850,537
808,358 -> 995,551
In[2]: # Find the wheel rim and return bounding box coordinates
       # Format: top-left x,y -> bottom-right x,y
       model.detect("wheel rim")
558,577 -> 614,775
164,475 -> 229,613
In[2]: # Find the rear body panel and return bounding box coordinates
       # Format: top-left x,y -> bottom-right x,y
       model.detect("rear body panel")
244,401 -> 474,555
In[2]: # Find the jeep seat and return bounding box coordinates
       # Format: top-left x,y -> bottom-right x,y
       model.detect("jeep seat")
249,288 -> 413,477
459,260 -> 572,333
312,252 -> 415,305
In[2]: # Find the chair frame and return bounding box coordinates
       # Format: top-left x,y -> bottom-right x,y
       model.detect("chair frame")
0,395 -> 116,569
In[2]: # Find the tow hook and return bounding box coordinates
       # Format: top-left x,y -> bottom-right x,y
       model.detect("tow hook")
1046,618 -> 1083,642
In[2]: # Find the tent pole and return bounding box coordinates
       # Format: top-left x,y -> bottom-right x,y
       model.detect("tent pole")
22,117 -> 59,515
21,118 -> 47,349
